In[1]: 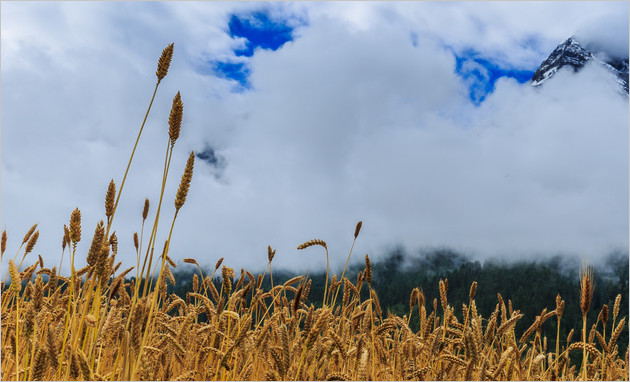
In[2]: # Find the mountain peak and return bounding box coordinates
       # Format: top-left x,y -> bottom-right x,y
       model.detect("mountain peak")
531,37 -> 592,86
531,37 -> 629,94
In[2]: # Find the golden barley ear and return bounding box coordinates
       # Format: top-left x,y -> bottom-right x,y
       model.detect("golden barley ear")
156,43 -> 174,83
600,304 -> 609,327
105,179 -> 116,218
133,232 -> 139,252
22,224 -> 38,245
9,259 -> 20,292
69,208 -> 82,244
580,265 -> 594,316
192,274 -> 199,293
354,220 -> 363,239
1,229 -> 7,256
183,258 -> 199,266
109,232 -> 118,254
297,239 -> 327,250
410,287 -> 419,310
62,225 -> 70,251
608,317 -> 626,349
364,254 -> 372,284
556,293 -> 564,318
469,281 -> 477,301
142,198 -> 150,221
168,92 -> 183,146
613,294 -> 621,324
25,230 -> 39,255
175,151 -> 195,211
86,221 -> 105,267
439,279 -> 448,311
222,266 -> 234,296
215,257 -> 224,271
31,347 -> 47,381
267,245 -> 276,262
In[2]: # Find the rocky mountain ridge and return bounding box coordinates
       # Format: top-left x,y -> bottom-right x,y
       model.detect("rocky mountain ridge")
532,37 -> 629,94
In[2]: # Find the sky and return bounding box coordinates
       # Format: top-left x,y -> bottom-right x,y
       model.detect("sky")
1,2 -> 628,276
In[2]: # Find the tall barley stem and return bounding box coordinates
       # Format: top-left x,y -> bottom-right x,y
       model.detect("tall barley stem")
140,140 -> 173,298
106,82 -> 159,239
331,235 -> 357,307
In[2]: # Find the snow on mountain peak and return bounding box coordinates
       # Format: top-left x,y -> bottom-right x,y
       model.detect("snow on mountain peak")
531,37 -> 629,94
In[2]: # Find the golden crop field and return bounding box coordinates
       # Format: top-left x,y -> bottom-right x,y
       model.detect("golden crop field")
1,44 -> 627,381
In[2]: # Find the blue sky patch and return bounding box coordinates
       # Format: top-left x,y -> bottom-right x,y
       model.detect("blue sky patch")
229,12 -> 295,57
454,52 -> 535,104
213,62 -> 250,88
212,11 -> 300,89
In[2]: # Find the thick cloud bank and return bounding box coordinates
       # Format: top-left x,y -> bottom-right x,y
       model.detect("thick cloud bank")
1,2 -> 627,274
575,10 -> 629,59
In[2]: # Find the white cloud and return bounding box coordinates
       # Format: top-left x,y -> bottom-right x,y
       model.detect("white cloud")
1,2 -> 627,276
575,9 -> 630,59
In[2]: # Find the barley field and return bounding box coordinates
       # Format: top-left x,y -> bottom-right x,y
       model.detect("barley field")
1,44 -> 627,381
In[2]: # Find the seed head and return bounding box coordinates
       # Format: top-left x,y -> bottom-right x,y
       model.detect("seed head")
69,208 -> 82,244
109,232 -> 118,254
222,266 -> 234,296
133,232 -> 139,252
439,279 -> 448,312
600,304 -> 609,328
556,293 -> 564,318
156,43 -> 174,83
410,288 -> 419,310
22,224 -> 38,245
192,273 -> 199,293
268,245 -> 276,262
364,254 -> 372,284
215,257 -> 224,271
613,294 -> 621,324
174,151 -> 195,211
297,239 -> 327,250
62,225 -> 70,251
168,92 -> 183,146
580,264 -> 594,317
9,260 -> 20,292
86,221 -> 105,267
183,258 -> 198,266
469,281 -> 477,301
105,179 -> 116,218
142,198 -> 150,221
25,230 -> 39,255
31,348 -> 47,381
1,230 -> 7,256
354,220 -> 362,239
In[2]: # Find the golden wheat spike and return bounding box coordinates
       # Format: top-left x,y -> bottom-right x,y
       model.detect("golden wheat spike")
168,92 -> 183,146
8,260 -> 20,292
183,258 -> 198,266
142,198 -> 150,221
267,245 -> 276,262
156,43 -> 174,82
105,179 -> 116,218
69,207 -> 82,244
1,230 -> 7,257
580,264 -> 594,316
174,151 -> 195,211
297,239 -> 327,250
364,254 -> 372,284
21,224 -> 38,245
24,230 -> 39,255
354,220 -> 362,239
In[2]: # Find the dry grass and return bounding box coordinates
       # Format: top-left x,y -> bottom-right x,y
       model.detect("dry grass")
2,43 -> 628,381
